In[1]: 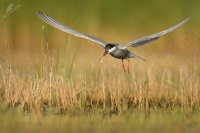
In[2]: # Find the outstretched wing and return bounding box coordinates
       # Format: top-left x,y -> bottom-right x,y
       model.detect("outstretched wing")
120,17 -> 190,49
37,11 -> 107,47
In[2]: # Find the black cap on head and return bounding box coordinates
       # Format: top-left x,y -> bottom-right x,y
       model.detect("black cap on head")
105,44 -> 115,50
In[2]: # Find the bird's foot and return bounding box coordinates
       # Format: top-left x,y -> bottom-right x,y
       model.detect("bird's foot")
127,67 -> 130,73
122,64 -> 126,72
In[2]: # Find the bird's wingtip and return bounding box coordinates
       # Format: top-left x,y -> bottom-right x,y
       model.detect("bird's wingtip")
36,11 -> 40,15
36,11 -> 43,15
186,16 -> 191,21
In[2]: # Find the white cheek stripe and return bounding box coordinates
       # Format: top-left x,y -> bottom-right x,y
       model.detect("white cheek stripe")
108,47 -> 116,53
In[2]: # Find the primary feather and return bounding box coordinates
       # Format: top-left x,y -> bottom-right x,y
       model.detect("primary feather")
36,11 -> 107,47
120,17 -> 190,48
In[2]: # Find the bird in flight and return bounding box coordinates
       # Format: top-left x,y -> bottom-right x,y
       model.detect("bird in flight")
37,11 -> 190,73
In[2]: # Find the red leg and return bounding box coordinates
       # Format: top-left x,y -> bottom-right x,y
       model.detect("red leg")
122,59 -> 126,72
127,60 -> 130,73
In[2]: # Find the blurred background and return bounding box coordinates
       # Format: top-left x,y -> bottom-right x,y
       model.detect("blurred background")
0,0 -> 199,68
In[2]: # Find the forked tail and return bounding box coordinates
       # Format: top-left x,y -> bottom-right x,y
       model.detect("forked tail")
130,53 -> 147,62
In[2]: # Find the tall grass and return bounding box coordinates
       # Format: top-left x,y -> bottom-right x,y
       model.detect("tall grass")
0,0 -> 199,116
0,44 -> 199,115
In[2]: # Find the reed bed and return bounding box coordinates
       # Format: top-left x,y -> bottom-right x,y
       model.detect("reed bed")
0,47 -> 199,115
0,8 -> 199,115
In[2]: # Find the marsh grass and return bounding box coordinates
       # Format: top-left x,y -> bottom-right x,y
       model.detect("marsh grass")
0,40 -> 199,115
0,25 -> 199,116
1,1 -> 200,132
1,10 -> 200,133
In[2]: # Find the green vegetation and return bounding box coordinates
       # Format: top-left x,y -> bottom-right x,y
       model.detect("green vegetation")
1,111 -> 200,133
0,0 -> 200,133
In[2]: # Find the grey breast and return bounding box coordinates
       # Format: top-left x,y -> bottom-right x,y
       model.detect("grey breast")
110,49 -> 129,59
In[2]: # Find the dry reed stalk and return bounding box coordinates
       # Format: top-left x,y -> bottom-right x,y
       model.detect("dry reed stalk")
179,66 -> 186,111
